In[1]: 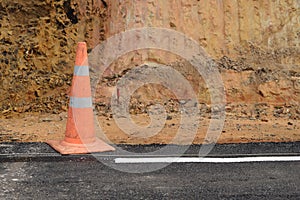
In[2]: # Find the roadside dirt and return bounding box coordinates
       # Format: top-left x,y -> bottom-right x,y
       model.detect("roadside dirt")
0,103 -> 299,144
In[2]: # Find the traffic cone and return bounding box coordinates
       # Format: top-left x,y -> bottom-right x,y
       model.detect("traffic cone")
47,42 -> 115,154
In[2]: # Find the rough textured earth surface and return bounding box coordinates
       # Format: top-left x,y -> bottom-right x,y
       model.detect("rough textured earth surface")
0,0 -> 299,143
0,103 -> 299,144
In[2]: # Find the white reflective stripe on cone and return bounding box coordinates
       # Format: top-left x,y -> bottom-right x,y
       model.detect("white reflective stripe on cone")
74,66 -> 89,76
69,97 -> 92,108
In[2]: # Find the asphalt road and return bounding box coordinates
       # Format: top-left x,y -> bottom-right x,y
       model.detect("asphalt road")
0,142 -> 300,199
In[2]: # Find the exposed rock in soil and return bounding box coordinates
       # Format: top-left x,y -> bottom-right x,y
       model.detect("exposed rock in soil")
0,0 -> 107,115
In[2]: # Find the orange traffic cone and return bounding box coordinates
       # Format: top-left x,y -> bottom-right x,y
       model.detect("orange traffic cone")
47,42 -> 115,154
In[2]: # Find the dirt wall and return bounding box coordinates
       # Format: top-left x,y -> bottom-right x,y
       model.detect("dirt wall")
0,0 -> 107,114
98,0 -> 300,107
0,0 -> 299,116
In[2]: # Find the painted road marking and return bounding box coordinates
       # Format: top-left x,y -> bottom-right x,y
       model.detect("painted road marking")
115,156 -> 300,163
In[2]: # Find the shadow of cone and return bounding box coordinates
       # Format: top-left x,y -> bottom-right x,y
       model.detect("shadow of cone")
47,42 -> 115,154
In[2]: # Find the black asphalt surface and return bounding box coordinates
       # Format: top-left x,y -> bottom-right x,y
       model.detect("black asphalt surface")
0,142 -> 300,199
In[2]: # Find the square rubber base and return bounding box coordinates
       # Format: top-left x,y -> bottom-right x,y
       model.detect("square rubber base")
46,138 -> 115,155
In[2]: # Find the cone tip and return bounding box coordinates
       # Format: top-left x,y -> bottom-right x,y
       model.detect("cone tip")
77,42 -> 87,50
78,42 -> 86,46
75,42 -> 88,66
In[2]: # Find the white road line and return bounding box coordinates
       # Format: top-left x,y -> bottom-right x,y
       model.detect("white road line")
115,156 -> 300,164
